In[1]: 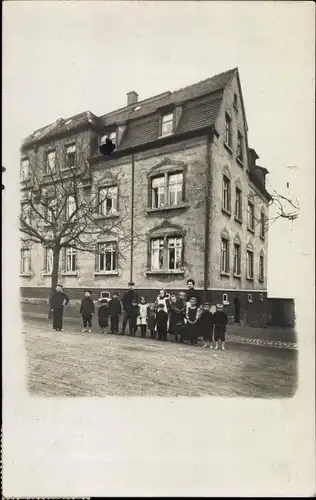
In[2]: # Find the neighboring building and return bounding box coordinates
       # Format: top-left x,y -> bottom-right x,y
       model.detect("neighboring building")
20,67 -> 271,325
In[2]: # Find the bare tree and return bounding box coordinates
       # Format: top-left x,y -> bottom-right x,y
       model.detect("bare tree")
20,135 -> 133,292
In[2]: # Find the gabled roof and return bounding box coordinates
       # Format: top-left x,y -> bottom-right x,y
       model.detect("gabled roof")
22,111 -> 101,148
22,68 -> 237,150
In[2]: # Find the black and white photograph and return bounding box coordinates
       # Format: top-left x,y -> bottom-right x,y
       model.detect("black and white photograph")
3,1 -> 315,497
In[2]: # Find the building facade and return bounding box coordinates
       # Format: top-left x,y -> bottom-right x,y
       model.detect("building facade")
20,68 -> 271,325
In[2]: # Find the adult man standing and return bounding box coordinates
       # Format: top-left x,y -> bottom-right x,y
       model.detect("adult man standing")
121,282 -> 138,335
49,284 -> 69,332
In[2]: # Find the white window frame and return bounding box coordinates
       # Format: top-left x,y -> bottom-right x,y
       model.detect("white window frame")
151,237 -> 165,271
66,143 -> 76,168
100,131 -> 117,146
168,172 -> 183,206
246,249 -> 254,279
66,195 -> 77,221
20,159 -> 30,181
65,246 -> 77,272
45,247 -> 54,274
21,248 -> 30,274
225,113 -> 232,147
221,238 -> 229,273
233,242 -> 241,275
151,176 -> 165,209
222,175 -> 231,212
161,113 -> 174,137
235,187 -> 242,220
150,235 -> 183,272
247,201 -> 255,231
99,186 -> 118,216
167,236 -> 183,271
46,150 -> 56,173
222,293 -> 229,305
260,293 -> 264,302
97,242 -> 117,272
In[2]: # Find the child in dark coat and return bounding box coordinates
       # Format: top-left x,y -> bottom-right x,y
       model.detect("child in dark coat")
98,299 -> 110,334
108,292 -> 122,334
168,294 -> 185,343
155,304 -> 168,341
80,290 -> 95,332
147,304 -> 156,338
128,298 -> 140,336
198,302 -> 215,348
213,304 -> 228,350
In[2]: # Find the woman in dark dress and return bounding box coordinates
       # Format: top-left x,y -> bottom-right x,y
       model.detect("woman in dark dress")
183,297 -> 201,345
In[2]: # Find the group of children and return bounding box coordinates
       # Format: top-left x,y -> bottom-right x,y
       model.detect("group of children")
79,286 -> 229,350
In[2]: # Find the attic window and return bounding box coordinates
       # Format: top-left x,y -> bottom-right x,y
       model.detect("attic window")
65,119 -> 72,126
100,131 -> 116,146
33,131 -> 41,138
133,105 -> 141,111
161,113 -> 174,137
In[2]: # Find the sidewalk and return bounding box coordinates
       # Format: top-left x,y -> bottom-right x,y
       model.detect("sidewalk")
22,303 -> 298,351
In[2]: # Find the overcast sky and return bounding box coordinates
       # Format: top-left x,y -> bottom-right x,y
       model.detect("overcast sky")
3,1 -> 315,298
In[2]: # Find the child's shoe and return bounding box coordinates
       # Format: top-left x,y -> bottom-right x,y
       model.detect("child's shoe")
82,328 -> 87,333
88,329 -> 91,333
214,343 -> 218,350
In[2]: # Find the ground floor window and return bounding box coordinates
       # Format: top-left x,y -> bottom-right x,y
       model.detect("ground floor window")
21,248 -> 30,274
45,247 -> 54,273
65,246 -> 77,272
97,242 -> 117,271
150,236 -> 183,271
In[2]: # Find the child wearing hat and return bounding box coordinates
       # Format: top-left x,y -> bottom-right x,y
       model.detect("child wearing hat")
80,290 -> 95,333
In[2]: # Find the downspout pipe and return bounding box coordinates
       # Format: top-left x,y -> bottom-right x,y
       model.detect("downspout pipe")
130,154 -> 135,283
204,133 -> 213,302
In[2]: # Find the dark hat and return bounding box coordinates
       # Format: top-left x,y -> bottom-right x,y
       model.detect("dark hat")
99,298 -> 107,304
128,281 -> 135,286
84,289 -> 92,294
112,291 -> 118,296
203,301 -> 210,306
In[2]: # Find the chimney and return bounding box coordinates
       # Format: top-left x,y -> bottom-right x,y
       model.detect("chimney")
127,91 -> 138,106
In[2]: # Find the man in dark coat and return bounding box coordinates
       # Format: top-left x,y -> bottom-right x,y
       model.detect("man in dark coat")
213,304 -> 228,350
49,284 -> 69,332
186,279 -> 201,307
121,282 -> 138,335
80,290 -> 95,332
108,292 -> 122,334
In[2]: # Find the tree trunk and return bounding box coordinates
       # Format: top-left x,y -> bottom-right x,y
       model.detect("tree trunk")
51,245 -> 61,292
48,245 -> 61,320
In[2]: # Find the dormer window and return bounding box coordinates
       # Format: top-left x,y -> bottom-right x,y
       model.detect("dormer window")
100,131 -> 116,146
161,113 -> 174,137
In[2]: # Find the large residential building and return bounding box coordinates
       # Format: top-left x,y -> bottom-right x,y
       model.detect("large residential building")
20,68 -> 271,325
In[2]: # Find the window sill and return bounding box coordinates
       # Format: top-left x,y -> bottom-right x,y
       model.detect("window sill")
158,132 -> 174,139
20,273 -> 32,277
234,216 -> 243,225
246,277 -> 254,282
94,271 -> 119,276
61,166 -> 77,172
42,272 -> 52,277
259,278 -> 264,283
96,213 -> 120,220
224,142 -> 233,155
233,273 -> 241,279
146,270 -> 185,276
61,271 -> 78,276
221,208 -> 231,217
236,157 -> 244,168
247,227 -> 255,234
147,203 -> 187,214
220,271 -> 230,277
